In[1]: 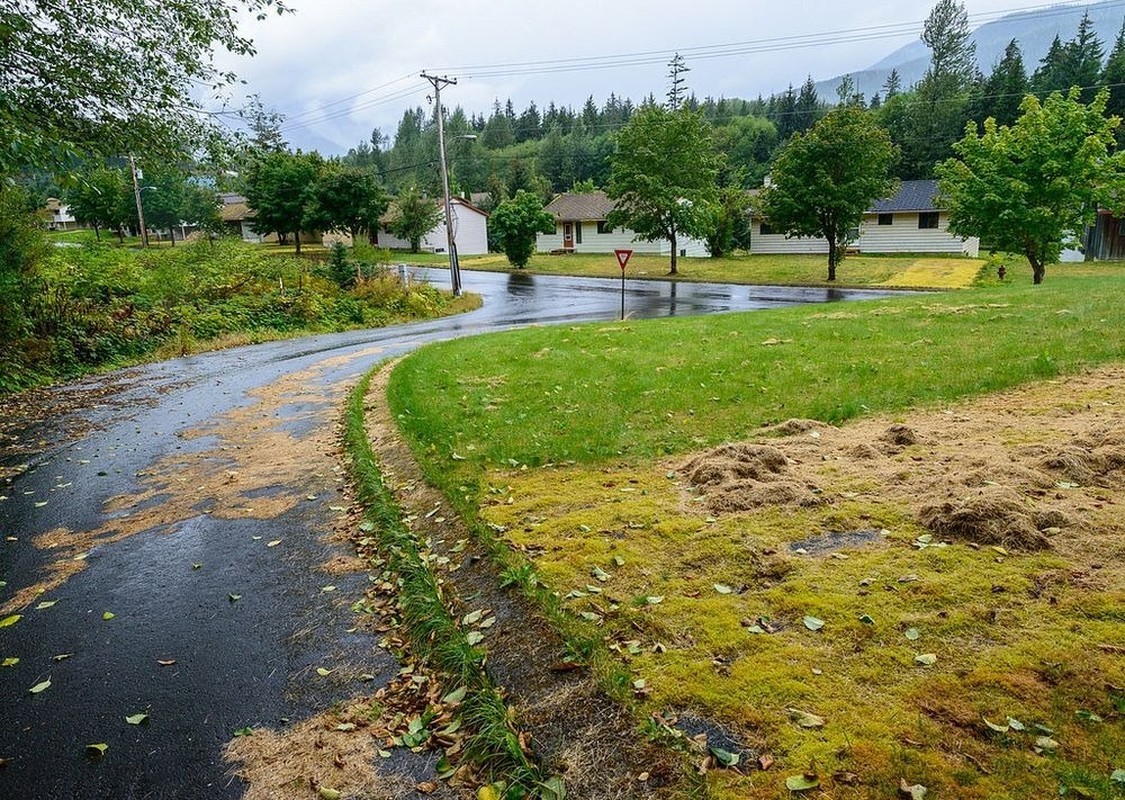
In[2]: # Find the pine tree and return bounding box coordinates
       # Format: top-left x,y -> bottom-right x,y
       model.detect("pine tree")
1032,35 -> 1068,95
1065,11 -> 1105,102
883,68 -> 902,99
795,76 -> 821,133
666,52 -> 691,110
972,39 -> 1028,127
1102,19 -> 1125,121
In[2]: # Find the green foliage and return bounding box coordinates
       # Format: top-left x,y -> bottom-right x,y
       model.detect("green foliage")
488,191 -> 554,268
308,164 -> 388,245
607,106 -> 721,274
243,150 -> 323,253
0,240 -> 458,393
386,185 -> 442,253
65,166 -> 133,241
937,88 -> 1125,283
0,0 -> 291,173
0,184 -> 48,391
705,184 -> 752,258
759,107 -> 897,280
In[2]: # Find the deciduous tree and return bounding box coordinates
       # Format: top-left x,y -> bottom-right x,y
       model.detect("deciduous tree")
758,107 -> 897,281
66,166 -> 132,241
386,185 -> 442,253
243,150 -> 322,254
606,106 -> 720,274
0,0 -> 289,173
937,89 -> 1125,284
489,190 -> 554,268
308,166 -> 388,247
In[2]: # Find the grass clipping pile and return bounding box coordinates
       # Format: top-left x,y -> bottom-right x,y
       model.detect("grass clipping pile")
684,378 -> 1125,553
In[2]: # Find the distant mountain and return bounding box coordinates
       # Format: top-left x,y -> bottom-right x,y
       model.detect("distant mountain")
813,0 -> 1125,102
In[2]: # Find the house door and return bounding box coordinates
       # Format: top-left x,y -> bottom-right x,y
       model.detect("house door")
563,222 -> 574,250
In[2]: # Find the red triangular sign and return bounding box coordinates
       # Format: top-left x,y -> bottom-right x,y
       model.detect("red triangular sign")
614,249 -> 633,270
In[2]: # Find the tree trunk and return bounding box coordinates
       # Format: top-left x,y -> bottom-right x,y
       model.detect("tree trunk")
294,230 -> 302,256
669,228 -> 678,275
1026,247 -> 1045,284
168,227 -> 175,246
826,234 -> 838,282
93,223 -> 101,241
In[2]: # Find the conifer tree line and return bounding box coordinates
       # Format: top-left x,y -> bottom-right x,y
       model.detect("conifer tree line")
340,5 -> 1125,205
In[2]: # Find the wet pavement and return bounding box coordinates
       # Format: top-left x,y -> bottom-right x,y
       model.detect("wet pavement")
0,269 -> 902,798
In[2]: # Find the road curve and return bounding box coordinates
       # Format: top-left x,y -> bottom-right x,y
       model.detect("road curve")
0,270 -> 899,798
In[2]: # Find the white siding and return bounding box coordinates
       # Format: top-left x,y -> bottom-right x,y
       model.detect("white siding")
858,212 -> 977,255
749,212 -> 979,257
537,222 -> 708,256
377,201 -> 489,255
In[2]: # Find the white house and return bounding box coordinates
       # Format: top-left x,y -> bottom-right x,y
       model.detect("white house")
43,197 -> 81,232
749,179 -> 979,257
373,197 -> 490,255
536,191 -> 709,257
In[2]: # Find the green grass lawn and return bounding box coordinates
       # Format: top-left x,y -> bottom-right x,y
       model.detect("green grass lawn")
397,250 -> 990,290
386,259 -> 1125,799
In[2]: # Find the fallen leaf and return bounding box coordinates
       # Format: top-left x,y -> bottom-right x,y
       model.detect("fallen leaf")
787,708 -> 826,728
335,723 -> 356,731
192,563 -> 202,570
914,653 -> 937,666
803,616 -> 825,631
0,615 -> 21,628
1034,736 -> 1059,752
2,657 -> 18,667
125,713 -> 149,725
321,585 -> 336,593
441,686 -> 468,704
592,566 -> 611,582
156,659 -> 176,667
415,781 -> 439,794
317,788 -> 341,800
710,746 -> 740,767
899,778 -> 928,799
758,753 -> 775,771
1110,769 -> 1125,784
233,726 -> 254,737
228,594 -> 241,603
785,773 -> 820,791
858,613 -> 875,625
466,631 -> 485,646
315,667 -> 333,677
613,555 -> 626,566
713,583 -> 734,594
1007,717 -> 1026,731
102,611 -> 114,620
29,679 -> 51,694
85,743 -> 108,758
982,716 -> 1009,733
462,609 -> 483,625
905,628 -> 920,641
266,540 -> 281,547
35,600 -> 57,610
645,596 -> 664,605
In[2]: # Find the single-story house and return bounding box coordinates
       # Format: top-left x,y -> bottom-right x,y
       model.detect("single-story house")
749,179 -> 979,257
219,193 -> 320,245
364,196 -> 489,255
535,191 -> 709,258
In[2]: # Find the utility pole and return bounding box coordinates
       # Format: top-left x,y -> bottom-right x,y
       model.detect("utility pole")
421,72 -> 461,297
129,154 -> 149,248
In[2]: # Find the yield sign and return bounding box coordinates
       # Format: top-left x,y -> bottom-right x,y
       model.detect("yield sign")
614,249 -> 633,270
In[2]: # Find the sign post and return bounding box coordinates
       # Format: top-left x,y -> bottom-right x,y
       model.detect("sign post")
614,249 -> 632,321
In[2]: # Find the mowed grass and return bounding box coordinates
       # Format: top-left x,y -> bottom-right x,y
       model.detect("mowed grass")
386,259 -> 1125,799
389,261 -> 1124,475
400,250 -> 988,289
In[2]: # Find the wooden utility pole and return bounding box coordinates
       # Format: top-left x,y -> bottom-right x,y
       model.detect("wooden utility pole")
421,72 -> 461,297
129,154 -> 149,248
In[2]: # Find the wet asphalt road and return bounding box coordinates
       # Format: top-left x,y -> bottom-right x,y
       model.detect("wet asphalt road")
0,269 -> 900,798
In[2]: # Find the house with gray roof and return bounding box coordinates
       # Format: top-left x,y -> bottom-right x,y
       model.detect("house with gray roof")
749,179 -> 979,257
536,191 -> 708,258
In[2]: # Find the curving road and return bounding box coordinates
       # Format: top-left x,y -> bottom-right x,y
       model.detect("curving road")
0,270 -> 900,798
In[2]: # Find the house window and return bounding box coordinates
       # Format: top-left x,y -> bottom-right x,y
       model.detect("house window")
760,222 -> 774,235
878,213 -> 893,225
575,222 -> 583,244
918,212 -> 939,229
597,221 -> 613,234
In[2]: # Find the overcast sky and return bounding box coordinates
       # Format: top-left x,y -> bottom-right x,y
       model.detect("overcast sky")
212,0 -> 1091,155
